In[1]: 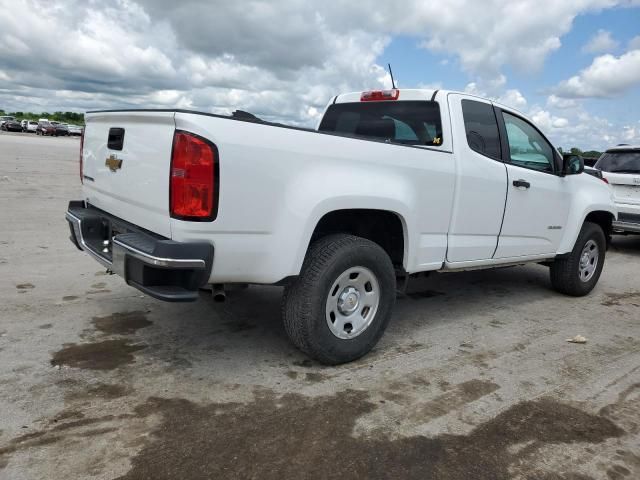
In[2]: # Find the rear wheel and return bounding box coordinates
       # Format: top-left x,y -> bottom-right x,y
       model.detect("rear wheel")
282,234 -> 396,365
550,222 -> 605,296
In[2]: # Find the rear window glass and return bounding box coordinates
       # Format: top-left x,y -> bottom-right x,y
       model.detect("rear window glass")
461,99 -> 502,160
595,151 -> 640,173
318,101 -> 443,147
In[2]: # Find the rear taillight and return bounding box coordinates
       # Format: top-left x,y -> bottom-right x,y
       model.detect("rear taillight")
170,131 -> 218,221
79,129 -> 84,184
360,89 -> 400,101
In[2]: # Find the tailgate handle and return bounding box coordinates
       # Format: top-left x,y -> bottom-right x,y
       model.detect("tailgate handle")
107,128 -> 125,151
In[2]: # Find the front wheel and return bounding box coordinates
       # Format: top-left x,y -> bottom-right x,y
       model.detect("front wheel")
282,234 -> 396,365
550,222 -> 606,296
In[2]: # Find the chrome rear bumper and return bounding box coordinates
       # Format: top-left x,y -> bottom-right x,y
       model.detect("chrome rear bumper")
65,201 -> 213,302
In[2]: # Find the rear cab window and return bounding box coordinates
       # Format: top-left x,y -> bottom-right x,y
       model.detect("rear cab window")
318,101 -> 443,147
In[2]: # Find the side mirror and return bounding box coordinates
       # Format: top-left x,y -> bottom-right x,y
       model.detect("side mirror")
562,154 -> 584,176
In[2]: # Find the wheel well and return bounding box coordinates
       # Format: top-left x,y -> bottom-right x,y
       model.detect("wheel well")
310,209 -> 405,270
585,211 -> 614,240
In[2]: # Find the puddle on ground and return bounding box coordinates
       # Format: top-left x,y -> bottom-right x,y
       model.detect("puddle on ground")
91,311 -> 152,335
0,382 -> 629,479
407,379 -> 500,422
113,389 -> 623,480
602,291 -> 640,307
51,340 -> 145,370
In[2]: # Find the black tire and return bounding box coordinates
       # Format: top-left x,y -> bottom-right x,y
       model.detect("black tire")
282,234 -> 396,365
550,222 -> 606,296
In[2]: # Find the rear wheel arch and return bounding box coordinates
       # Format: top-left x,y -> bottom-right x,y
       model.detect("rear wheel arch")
305,209 -> 408,272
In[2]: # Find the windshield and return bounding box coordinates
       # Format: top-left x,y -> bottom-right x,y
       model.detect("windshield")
595,151 -> 640,173
318,101 -> 443,147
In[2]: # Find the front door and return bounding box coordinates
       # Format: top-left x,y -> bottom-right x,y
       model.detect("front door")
494,110 -> 571,258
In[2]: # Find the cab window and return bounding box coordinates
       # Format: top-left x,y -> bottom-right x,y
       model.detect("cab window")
502,112 -> 555,173
461,100 -> 502,160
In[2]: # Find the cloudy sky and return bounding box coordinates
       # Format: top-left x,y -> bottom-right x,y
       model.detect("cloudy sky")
1,0 -> 639,150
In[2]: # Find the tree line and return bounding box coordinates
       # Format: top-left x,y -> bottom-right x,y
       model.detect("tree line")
0,110 -> 85,125
557,146 -> 603,159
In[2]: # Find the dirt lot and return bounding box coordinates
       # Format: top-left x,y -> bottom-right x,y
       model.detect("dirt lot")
0,130 -> 639,479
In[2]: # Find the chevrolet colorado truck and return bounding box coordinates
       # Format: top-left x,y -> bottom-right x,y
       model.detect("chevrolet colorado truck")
66,88 -> 617,364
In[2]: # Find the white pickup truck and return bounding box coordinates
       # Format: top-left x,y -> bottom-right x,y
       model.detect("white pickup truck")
66,88 -> 617,364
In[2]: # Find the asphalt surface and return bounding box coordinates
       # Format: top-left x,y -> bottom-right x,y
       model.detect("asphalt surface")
1,130 -> 639,480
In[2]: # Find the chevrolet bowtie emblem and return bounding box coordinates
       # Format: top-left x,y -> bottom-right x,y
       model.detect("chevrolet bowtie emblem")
105,154 -> 123,172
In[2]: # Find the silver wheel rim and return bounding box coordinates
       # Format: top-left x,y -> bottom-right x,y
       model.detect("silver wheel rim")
325,266 -> 380,339
578,239 -> 599,283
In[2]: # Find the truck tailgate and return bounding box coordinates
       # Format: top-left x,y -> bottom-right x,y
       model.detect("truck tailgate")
82,111 -> 175,238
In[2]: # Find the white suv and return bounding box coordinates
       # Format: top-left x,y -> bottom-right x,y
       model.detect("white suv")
595,145 -> 640,233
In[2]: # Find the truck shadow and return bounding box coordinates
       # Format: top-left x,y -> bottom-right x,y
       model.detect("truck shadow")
90,263 -> 561,371
610,235 -> 640,255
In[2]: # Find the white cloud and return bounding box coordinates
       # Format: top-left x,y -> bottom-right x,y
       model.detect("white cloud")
547,95 -> 579,109
530,108 -> 570,131
554,49 -> 640,98
409,0 -> 626,83
0,0 -> 638,138
629,35 -> 640,50
533,107 -> 640,151
464,81 -> 527,111
582,29 -> 619,53
497,90 -> 528,111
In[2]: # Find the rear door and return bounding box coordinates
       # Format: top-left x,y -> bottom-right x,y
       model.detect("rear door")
493,109 -> 571,258
82,111 -> 176,238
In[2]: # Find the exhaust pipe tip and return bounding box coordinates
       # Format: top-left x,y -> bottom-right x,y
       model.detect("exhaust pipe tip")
212,284 -> 226,302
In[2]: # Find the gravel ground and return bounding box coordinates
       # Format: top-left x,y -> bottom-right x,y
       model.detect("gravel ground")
0,130 -> 639,479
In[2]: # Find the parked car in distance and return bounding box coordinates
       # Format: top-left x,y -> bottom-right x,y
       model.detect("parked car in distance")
24,120 -> 38,133
594,145 -> 640,234
1,115 -> 16,130
67,124 -> 83,136
66,87 -> 617,364
36,121 -> 56,136
53,123 -> 69,136
3,118 -> 23,132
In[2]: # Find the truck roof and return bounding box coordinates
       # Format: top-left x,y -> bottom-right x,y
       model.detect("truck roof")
333,88 -> 526,117
334,88 -> 438,104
